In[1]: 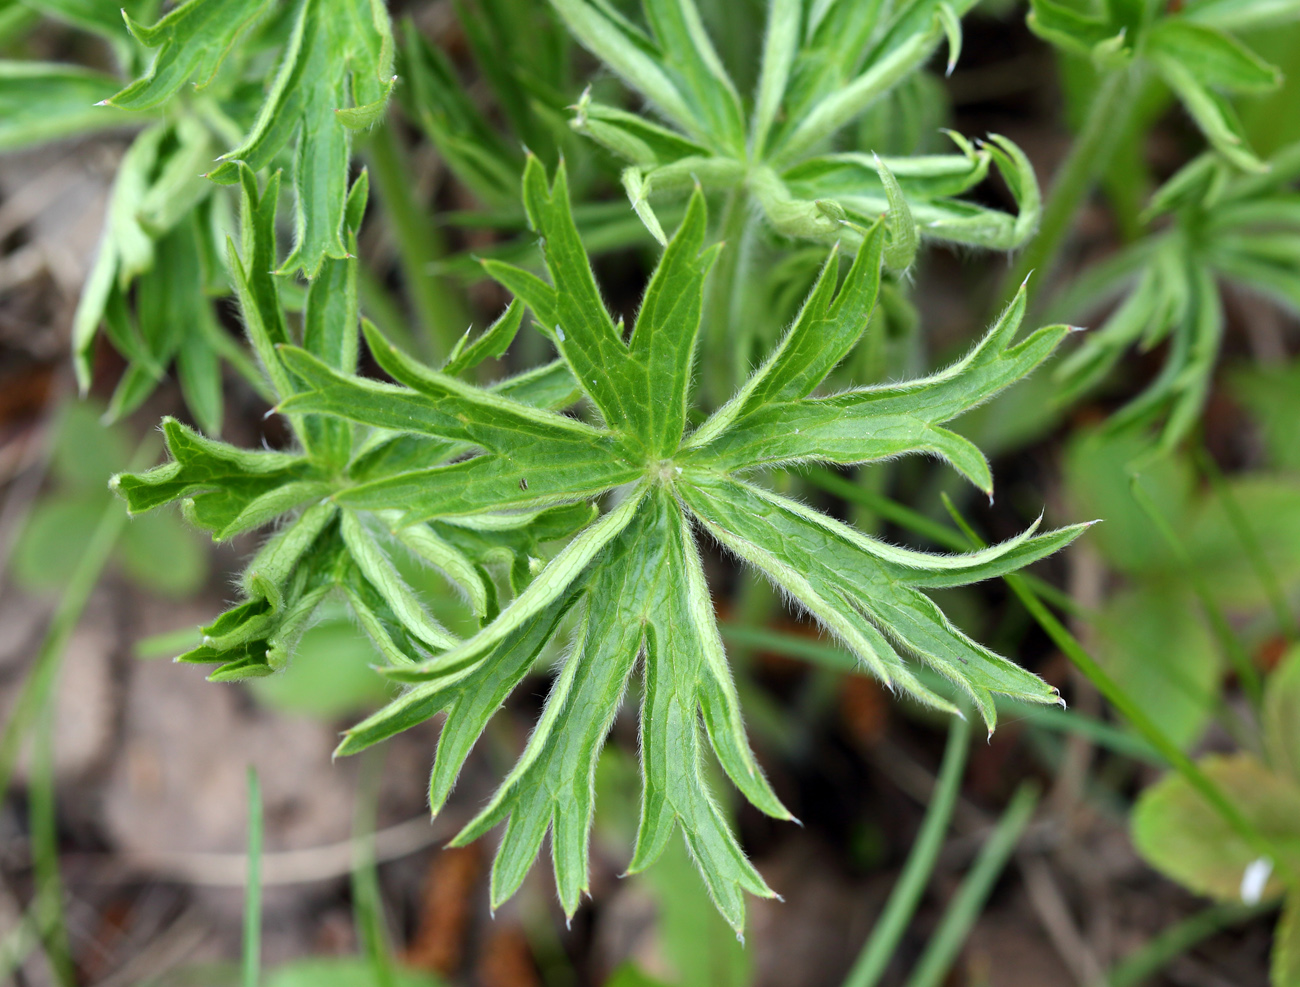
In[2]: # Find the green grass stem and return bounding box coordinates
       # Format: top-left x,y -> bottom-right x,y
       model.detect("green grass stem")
901,783 -> 1040,987
243,768 -> 263,987
843,714 -> 972,987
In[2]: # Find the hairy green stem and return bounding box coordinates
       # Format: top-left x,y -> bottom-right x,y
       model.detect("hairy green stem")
901,784 -> 1040,987
999,67 -> 1139,309
1098,900 -> 1276,987
844,715 -> 972,987
365,123 -> 468,360
703,188 -> 753,406
940,495 -> 1294,885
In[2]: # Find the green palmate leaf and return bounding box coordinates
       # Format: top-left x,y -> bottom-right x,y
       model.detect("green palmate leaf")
266,158 -> 1083,931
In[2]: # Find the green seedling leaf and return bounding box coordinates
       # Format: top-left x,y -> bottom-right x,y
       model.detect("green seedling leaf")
253,160 -> 1082,929
1265,647 -> 1300,788
1133,753 -> 1300,902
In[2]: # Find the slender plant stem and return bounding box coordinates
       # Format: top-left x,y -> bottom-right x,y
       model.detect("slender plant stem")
718,624 -> 1165,765
805,467 -> 1082,616
703,187 -> 752,406
353,752 -> 395,987
940,494 -> 1293,883
844,715 -> 972,987
999,67 -> 1139,309
1128,476 -> 1265,709
1195,446 -> 1299,643
1098,900 -> 1276,987
901,783 -> 1040,987
365,122 -> 467,360
243,768 -> 263,987
0,436 -> 157,802
31,705 -> 73,987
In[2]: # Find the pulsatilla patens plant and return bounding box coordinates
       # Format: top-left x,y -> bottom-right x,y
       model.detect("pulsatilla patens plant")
115,158 -> 1087,930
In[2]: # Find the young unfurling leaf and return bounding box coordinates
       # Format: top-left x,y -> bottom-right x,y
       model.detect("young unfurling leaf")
559,0 -> 1040,253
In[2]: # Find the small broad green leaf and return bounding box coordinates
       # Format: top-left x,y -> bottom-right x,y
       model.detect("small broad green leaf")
1062,427 -> 1194,575
1094,585 -> 1221,749
1274,893 -> 1300,987
1265,647 -> 1300,787
1186,477 -> 1300,611
1133,754 -> 1300,902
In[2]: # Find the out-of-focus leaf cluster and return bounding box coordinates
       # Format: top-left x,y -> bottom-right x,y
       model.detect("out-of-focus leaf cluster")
0,0 -> 395,428
1053,142 -> 1300,451
1028,0 -> 1294,172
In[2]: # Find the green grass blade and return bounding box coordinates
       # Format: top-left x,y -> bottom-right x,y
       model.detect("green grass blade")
1101,901 -> 1275,987
900,783 -> 1039,987
31,705 -> 74,986
243,767 -> 263,987
843,714 -> 972,987
0,436 -> 156,802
